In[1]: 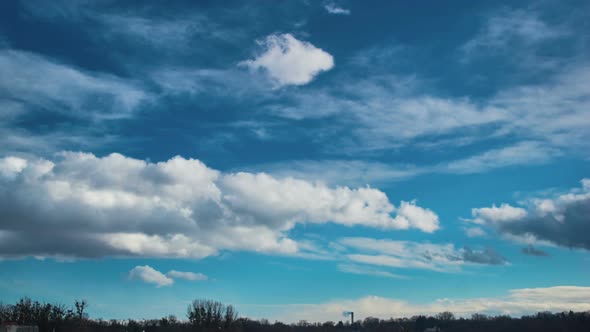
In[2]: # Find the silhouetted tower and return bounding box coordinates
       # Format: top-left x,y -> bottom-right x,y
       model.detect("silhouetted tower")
343,311 -> 354,325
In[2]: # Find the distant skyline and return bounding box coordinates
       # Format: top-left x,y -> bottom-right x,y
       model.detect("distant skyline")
0,0 -> 589,323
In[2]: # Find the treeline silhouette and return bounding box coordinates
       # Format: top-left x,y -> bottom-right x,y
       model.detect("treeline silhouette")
1,297 -> 589,332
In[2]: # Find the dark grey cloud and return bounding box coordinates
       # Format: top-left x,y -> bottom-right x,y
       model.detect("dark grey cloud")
521,246 -> 550,257
470,179 -> 590,251
461,246 -> 508,265
498,197 -> 590,250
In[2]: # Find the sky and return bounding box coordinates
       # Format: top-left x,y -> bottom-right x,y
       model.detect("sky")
0,0 -> 590,323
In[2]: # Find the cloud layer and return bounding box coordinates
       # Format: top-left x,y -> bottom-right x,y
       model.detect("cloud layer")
0,152 -> 439,259
268,286 -> 590,323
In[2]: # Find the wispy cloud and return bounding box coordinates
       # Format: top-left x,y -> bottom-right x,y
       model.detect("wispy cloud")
0,49 -> 147,120
461,9 -> 568,60
337,264 -> 407,279
340,237 -> 508,273
166,270 -> 208,281
253,142 -> 556,188
324,3 -> 351,15
0,49 -> 149,155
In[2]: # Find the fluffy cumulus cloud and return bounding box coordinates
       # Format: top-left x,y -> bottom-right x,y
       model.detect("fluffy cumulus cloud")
268,286 -> 590,323
129,265 -> 174,287
240,34 -> 334,86
0,152 -> 439,259
468,179 -> 590,250
339,237 -> 507,274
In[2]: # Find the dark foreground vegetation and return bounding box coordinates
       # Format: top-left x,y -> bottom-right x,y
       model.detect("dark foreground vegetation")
1,298 -> 589,332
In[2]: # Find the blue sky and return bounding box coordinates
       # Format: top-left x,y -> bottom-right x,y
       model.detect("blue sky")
1,0 -> 590,323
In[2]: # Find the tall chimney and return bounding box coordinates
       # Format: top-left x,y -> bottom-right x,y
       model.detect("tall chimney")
351,312 -> 354,325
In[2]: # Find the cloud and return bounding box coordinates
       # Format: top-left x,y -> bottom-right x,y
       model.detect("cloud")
166,270 -> 208,281
19,0 -> 248,56
465,227 -> 486,238
266,286 -> 590,323
395,201 -> 439,233
240,34 -> 334,86
337,264 -> 406,279
0,49 -> 147,120
461,9 -> 567,59
250,160 -> 424,187
129,265 -> 174,287
340,238 -> 507,273
521,246 -> 550,257
252,143 -> 554,187
324,3 -> 351,15
0,152 -> 439,259
471,204 -> 528,225
0,49 -> 149,155
443,142 -> 556,174
268,45 -> 590,163
468,179 -> 590,250
461,246 -> 507,265
128,266 -> 207,287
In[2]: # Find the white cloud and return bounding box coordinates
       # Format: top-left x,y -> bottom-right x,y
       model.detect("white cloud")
129,265 -> 174,287
266,286 -> 590,323
395,201 -> 439,233
0,157 -> 28,179
240,34 -> 334,86
469,179 -> 590,250
470,204 -> 528,225
166,270 -> 208,281
128,266 -> 208,287
324,3 -> 350,15
0,152 -> 439,259
220,172 -> 438,232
